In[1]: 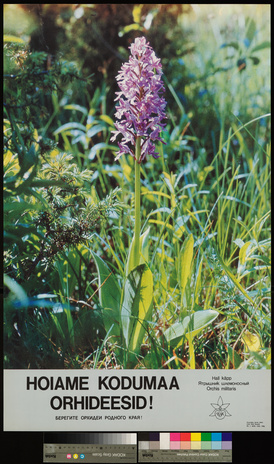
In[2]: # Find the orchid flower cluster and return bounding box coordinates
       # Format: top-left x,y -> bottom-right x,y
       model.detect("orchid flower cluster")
111,36 -> 167,163
111,36 -> 167,270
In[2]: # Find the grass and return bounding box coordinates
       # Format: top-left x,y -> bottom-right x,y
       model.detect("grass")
32,110 -> 269,370
3,5 -> 271,370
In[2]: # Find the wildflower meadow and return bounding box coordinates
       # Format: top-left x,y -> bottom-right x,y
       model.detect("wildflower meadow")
3,4 -> 271,370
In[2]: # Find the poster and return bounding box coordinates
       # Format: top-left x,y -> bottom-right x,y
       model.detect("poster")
3,5 -> 271,458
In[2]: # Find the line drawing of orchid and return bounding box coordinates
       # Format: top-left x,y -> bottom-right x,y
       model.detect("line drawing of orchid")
210,396 -> 231,420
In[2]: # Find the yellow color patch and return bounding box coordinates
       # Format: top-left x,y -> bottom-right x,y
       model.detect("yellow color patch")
242,331 -> 261,352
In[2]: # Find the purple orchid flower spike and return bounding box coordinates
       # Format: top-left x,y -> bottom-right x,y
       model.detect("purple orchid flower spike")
111,36 -> 167,163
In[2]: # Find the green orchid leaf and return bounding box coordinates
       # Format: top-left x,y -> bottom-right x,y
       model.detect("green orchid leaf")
164,309 -> 219,346
90,251 -> 121,337
126,227 -> 150,276
121,263 -> 153,365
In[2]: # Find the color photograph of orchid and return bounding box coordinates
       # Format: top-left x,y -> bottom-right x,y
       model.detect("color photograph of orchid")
4,4 -> 271,370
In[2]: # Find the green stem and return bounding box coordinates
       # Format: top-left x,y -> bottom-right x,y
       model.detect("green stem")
133,136 -> 141,268
188,335 -> 196,369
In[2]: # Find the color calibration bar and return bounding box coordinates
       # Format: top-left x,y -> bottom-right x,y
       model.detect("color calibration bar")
138,433 -> 232,462
43,433 -> 137,463
44,432 -> 137,445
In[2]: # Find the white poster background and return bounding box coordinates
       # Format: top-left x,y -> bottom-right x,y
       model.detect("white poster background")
4,369 -> 271,431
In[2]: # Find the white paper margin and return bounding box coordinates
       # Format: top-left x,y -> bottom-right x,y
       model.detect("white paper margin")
3,369 -> 271,431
